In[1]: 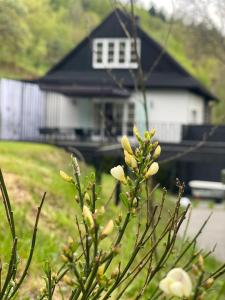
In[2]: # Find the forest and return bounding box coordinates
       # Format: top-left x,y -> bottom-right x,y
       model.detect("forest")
0,0 -> 224,121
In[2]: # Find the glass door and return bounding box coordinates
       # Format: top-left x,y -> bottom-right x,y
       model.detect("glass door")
93,102 -> 125,140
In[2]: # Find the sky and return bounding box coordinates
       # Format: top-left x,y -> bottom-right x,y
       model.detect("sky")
136,0 -> 222,31
139,0 -> 174,13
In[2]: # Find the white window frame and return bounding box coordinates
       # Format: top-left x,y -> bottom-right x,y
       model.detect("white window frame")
92,38 -> 141,69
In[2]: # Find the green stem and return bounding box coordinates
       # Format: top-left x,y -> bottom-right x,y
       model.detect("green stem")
8,193 -> 46,299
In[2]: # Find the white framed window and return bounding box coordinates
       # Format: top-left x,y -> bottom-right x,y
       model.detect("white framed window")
92,38 -> 141,69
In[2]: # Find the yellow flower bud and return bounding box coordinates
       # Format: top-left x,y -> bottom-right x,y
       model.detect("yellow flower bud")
203,278 -> 214,289
159,268 -> 192,298
60,170 -> 73,182
83,205 -> 94,229
63,244 -> 70,254
153,145 -> 161,159
121,135 -> 133,155
52,272 -> 57,281
61,254 -> 69,262
198,255 -> 204,270
149,128 -> 156,138
101,220 -> 114,238
84,192 -> 91,204
63,275 -> 74,286
110,165 -> 127,184
112,245 -> 121,255
191,264 -> 199,276
145,162 -> 159,179
133,126 -> 142,140
111,267 -> 120,279
95,206 -> 105,215
97,264 -> 105,278
68,236 -> 74,246
133,197 -> 138,207
124,151 -> 138,169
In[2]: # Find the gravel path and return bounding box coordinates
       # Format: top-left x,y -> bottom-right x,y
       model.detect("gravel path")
179,203 -> 225,262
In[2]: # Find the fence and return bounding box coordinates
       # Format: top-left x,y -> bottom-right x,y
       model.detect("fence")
0,79 -> 46,140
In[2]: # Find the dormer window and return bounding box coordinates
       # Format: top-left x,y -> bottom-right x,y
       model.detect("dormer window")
92,38 -> 141,69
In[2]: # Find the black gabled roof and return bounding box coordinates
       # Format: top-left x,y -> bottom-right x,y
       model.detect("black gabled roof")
39,9 -> 217,101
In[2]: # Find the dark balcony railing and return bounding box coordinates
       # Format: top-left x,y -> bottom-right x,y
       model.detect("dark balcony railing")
182,125 -> 225,142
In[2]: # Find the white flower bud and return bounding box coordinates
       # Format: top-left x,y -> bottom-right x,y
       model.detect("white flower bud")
145,162 -> 159,179
153,145 -> 161,159
101,220 -> 114,238
121,135 -> 133,155
71,155 -> 80,176
110,165 -> 127,184
124,151 -> 137,169
159,268 -> 192,298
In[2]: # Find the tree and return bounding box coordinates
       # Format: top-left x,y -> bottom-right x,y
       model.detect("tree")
175,0 -> 225,123
0,0 -> 30,66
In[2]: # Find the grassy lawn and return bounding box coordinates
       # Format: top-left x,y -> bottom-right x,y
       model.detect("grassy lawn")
0,142 -> 224,299
0,142 -> 96,295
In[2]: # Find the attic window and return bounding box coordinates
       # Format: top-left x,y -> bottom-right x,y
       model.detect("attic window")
93,38 -> 141,69
96,42 -> 103,63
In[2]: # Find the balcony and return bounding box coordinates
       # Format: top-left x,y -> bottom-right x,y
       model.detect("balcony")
38,123 -> 225,147
39,122 -> 183,144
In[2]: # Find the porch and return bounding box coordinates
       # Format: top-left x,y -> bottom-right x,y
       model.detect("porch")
39,122 -> 183,144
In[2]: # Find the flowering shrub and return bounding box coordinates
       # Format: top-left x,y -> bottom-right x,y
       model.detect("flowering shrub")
38,127 -> 225,299
0,127 -> 224,299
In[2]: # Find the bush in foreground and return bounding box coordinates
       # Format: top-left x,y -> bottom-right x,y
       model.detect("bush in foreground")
0,127 -> 224,299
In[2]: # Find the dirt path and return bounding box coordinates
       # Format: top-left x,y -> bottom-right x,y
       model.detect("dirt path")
179,203 -> 225,262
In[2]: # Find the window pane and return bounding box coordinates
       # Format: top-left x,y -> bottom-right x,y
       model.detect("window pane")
119,41 -> 126,63
96,42 -> 103,63
108,42 -> 114,63
130,41 -> 137,63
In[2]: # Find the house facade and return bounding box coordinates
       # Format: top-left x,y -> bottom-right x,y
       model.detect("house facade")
38,8 -> 215,144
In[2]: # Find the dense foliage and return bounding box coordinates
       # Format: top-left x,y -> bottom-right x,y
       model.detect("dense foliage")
0,0 -> 224,121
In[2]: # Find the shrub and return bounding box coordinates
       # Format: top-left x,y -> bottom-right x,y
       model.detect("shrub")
0,127 -> 224,299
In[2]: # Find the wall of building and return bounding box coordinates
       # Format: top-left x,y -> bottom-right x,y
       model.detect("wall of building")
0,79 -> 206,143
0,79 -> 45,140
132,89 -> 205,142
46,94 -> 94,129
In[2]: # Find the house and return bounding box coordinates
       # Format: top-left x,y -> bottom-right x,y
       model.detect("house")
0,9 -> 225,186
38,8 -> 216,144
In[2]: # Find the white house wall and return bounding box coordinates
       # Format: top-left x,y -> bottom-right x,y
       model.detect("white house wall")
132,89 -> 205,142
46,95 -> 94,129
186,93 -> 204,124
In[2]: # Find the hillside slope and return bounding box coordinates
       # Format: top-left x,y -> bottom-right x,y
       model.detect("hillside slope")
0,142 -> 93,296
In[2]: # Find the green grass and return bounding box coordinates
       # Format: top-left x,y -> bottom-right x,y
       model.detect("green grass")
0,142 -> 90,294
0,142 -> 224,299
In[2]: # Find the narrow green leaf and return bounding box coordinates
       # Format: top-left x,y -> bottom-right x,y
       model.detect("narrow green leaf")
119,193 -> 130,209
